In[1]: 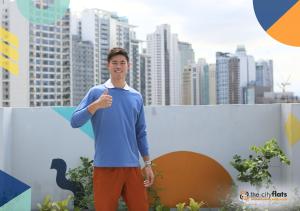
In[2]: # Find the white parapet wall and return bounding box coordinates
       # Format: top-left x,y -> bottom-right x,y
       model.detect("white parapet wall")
0,104 -> 300,208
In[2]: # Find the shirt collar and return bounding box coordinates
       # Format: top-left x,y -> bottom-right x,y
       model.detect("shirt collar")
104,79 -> 130,91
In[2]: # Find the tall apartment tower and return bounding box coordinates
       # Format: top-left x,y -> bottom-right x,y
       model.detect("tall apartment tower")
228,57 -> 240,104
0,0 -> 71,107
208,64 -> 217,105
73,9 -> 140,89
178,41 -> 195,104
147,24 -> 183,105
182,64 -> 201,105
128,31 -> 140,91
146,24 -> 170,105
216,52 -> 240,104
71,35 -> 94,106
198,59 -> 210,105
256,59 -> 273,89
140,48 -> 151,105
235,45 -> 255,104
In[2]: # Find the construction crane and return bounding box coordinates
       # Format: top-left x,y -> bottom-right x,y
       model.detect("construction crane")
277,75 -> 291,93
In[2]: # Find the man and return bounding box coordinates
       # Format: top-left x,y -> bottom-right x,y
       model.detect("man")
70,47 -> 154,211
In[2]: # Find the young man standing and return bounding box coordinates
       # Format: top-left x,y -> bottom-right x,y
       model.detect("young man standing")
71,47 -> 154,211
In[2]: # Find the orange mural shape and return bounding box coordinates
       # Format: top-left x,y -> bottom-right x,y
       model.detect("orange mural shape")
144,151 -> 233,208
267,1 -> 300,46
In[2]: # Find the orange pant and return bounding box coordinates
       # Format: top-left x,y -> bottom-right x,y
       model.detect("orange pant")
93,167 -> 149,211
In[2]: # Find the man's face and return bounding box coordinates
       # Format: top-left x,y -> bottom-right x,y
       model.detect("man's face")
107,55 -> 129,82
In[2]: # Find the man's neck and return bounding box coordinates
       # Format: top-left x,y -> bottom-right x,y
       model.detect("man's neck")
111,79 -> 126,88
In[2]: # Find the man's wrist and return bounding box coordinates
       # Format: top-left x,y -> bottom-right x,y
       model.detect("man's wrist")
88,102 -> 101,114
144,160 -> 152,167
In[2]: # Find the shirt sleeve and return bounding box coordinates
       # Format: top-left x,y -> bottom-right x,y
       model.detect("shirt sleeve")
136,97 -> 149,157
70,88 -> 95,128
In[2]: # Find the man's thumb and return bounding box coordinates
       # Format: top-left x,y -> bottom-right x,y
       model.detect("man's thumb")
102,88 -> 109,95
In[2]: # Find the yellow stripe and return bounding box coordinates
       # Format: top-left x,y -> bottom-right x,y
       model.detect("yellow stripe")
0,54 -> 19,75
0,27 -> 19,48
0,41 -> 19,61
285,113 -> 300,146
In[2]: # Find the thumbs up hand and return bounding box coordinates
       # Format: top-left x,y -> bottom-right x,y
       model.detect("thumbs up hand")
88,88 -> 112,114
97,88 -> 113,109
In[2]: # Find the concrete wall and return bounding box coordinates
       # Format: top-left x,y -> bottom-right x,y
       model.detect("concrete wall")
0,104 -> 300,209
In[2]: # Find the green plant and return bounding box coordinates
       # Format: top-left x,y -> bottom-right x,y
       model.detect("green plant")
176,202 -> 186,211
186,198 -> 205,211
117,197 -> 128,211
146,162 -> 164,209
221,139 -> 292,210
37,195 -> 52,211
66,157 -> 94,209
37,195 -> 73,211
155,204 -> 170,211
230,139 -> 290,188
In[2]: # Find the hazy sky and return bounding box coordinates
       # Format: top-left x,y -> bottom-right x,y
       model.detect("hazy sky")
70,0 -> 300,95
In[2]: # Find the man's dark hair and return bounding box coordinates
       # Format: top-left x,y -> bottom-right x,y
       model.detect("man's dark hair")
107,47 -> 129,63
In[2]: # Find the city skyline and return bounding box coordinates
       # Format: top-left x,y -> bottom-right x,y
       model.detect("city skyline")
70,0 -> 300,96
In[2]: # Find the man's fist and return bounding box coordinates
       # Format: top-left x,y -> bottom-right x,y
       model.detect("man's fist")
96,89 -> 112,109
88,89 -> 112,114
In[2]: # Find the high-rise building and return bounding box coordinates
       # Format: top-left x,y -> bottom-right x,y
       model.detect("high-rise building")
0,0 -> 71,107
71,35 -> 94,106
228,57 -> 240,104
182,64 -> 201,105
198,59 -> 210,105
75,9 -> 140,86
178,42 -> 195,68
178,41 -> 195,104
216,52 -> 240,104
147,24 -> 170,105
216,52 -> 230,104
235,45 -> 255,104
139,49 -> 151,105
170,34 -> 181,105
147,24 -> 185,105
128,31 -> 140,91
256,59 -> 273,89
254,59 -> 274,104
208,64 -> 217,105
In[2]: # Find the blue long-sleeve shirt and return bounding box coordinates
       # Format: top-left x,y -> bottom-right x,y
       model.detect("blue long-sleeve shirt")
70,83 -> 149,167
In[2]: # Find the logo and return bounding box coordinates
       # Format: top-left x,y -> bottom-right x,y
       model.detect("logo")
0,27 -> 19,75
16,0 -> 70,25
253,0 -> 300,47
238,188 -> 291,208
239,191 -> 249,201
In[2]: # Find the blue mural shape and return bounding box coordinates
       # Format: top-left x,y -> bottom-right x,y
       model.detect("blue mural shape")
52,107 -> 94,139
253,0 -> 298,30
50,158 -> 85,208
0,170 -> 31,208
